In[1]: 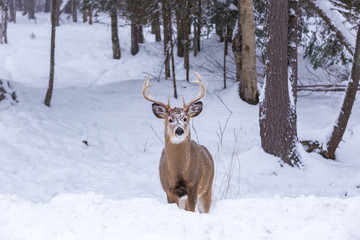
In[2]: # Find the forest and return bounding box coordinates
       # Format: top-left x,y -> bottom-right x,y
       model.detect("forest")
0,0 -> 359,239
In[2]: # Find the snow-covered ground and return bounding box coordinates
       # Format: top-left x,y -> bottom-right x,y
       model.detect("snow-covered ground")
0,13 -> 359,239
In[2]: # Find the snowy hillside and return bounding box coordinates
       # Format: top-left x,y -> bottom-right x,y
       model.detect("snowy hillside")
0,13 -> 359,239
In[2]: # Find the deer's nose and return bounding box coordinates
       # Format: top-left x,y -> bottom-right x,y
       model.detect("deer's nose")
175,127 -> 184,136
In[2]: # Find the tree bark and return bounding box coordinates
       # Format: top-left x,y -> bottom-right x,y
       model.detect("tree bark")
27,0 -> 35,20
110,8 -> 121,59
138,24 -> 144,44
131,21 -> 139,55
223,26 -> 228,89
3,0 -> 7,43
233,21 -> 242,84
72,0 -> 77,23
259,0 -> 300,166
44,0 -> 57,107
82,10 -> 87,23
195,0 -> 201,53
55,0 -> 62,26
9,0 -> 16,23
88,7 -> 93,25
239,0 -> 259,105
0,0 -> 6,44
161,0 -> 171,79
324,25 -> 360,159
288,0 -> 298,104
184,0 -> 191,81
151,2 -> 161,42
44,0 -> 51,12
176,7 -> 184,57
170,29 -> 177,99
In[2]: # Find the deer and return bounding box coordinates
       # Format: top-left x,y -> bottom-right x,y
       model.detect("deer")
142,72 -> 214,213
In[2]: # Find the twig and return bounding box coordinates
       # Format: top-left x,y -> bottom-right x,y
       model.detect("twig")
150,125 -> 164,146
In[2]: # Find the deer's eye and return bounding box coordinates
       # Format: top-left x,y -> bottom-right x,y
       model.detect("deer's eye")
183,118 -> 187,122
169,118 -> 173,123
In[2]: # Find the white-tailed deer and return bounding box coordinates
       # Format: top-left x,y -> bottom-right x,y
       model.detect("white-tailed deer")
142,72 -> 214,213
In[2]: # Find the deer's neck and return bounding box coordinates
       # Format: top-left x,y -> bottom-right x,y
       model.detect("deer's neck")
164,134 -> 191,169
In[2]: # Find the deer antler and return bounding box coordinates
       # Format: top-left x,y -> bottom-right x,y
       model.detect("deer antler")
142,75 -> 170,110
183,72 -> 206,111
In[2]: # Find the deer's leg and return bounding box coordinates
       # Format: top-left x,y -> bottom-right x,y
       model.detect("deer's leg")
198,189 -> 212,213
185,185 -> 198,212
166,192 -> 177,204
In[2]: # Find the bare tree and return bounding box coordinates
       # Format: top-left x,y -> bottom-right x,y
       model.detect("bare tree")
259,0 -> 300,166
161,0 -> 171,79
44,0 -> 51,12
0,0 -> 7,44
193,0 -> 202,56
302,24 -> 360,160
72,0 -> 78,23
184,0 -> 191,81
151,1 -> 161,42
110,8 -> 121,59
8,0 -> 16,23
44,0 -> 57,107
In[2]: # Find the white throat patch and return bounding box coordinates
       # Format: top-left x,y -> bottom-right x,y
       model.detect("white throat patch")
170,136 -> 186,144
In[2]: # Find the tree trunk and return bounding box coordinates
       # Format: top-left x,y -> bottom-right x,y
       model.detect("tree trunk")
3,0 -> 7,43
259,0 -> 300,166
233,21 -> 242,84
195,0 -> 201,52
232,15 -> 242,82
170,21 -> 177,99
55,0 -> 61,26
325,26 -> 360,159
72,0 -> 77,23
184,0 -> 191,81
223,26 -> 228,89
0,2 -> 4,44
16,0 -> 21,11
83,10 -> 87,23
63,0 -> 71,14
27,0 -> 35,20
22,0 -> 28,16
44,0 -> 51,12
110,8 -> 121,59
151,3 -> 161,42
44,0 -> 51,13
176,8 -> 184,57
161,0 -> 171,79
302,25 -> 360,160
239,0 -> 259,105
131,22 -> 139,55
88,8 -> 93,25
9,0 -> 16,23
44,0 -> 57,107
138,24 -> 144,44
288,0 -> 298,103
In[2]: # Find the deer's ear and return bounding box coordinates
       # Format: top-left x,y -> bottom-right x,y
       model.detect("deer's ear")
152,103 -> 167,119
187,101 -> 203,117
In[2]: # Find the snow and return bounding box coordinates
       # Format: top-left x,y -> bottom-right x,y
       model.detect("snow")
314,0 -> 356,50
0,12 -> 360,239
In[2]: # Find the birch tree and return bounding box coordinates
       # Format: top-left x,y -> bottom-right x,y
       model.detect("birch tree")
238,0 -> 259,104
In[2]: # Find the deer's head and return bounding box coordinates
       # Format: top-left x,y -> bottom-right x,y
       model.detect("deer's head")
142,72 -> 206,144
